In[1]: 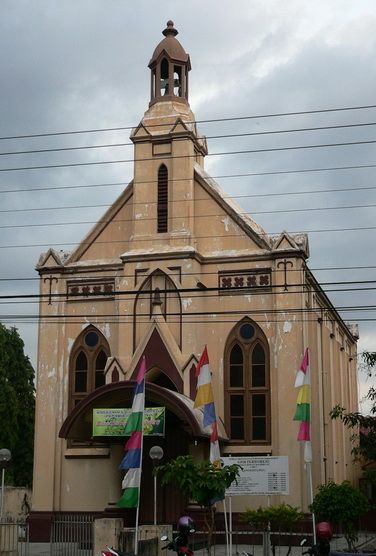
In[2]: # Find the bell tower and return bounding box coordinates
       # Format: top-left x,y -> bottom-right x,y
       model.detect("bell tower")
148,20 -> 191,105
130,22 -> 207,251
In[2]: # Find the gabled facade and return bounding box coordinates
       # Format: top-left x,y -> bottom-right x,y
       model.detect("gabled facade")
31,21 -> 359,539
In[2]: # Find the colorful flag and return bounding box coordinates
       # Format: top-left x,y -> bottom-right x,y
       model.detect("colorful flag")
293,348 -> 312,463
118,357 -> 146,508
209,420 -> 221,467
194,346 -> 221,467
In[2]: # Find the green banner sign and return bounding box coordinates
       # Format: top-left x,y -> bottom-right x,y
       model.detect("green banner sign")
92,407 -> 165,437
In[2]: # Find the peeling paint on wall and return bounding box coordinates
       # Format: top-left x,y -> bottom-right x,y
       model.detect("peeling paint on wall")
182,298 -> 192,310
221,216 -> 230,232
219,357 -> 224,384
67,338 -> 74,354
100,322 -> 111,339
283,321 -> 292,333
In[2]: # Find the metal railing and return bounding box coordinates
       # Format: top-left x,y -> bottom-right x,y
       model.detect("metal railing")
51,514 -> 95,556
0,519 -> 29,556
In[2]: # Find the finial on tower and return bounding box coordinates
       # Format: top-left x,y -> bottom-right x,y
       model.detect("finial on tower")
163,20 -> 178,37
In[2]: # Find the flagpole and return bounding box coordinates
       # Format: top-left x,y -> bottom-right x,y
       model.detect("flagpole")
229,496 -> 233,556
134,357 -> 146,556
223,497 -> 229,556
307,461 -> 317,545
134,407 -> 145,555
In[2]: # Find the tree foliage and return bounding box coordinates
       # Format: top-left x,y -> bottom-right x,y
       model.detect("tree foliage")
156,455 -> 240,552
156,454 -> 240,507
310,480 -> 369,551
0,323 -> 35,486
330,351 -> 376,464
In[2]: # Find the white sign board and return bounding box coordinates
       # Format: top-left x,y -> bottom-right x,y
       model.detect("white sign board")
222,456 -> 289,496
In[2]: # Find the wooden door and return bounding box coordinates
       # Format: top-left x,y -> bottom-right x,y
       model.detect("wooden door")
139,410 -> 188,525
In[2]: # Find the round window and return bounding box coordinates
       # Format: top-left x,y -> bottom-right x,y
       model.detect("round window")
239,323 -> 255,340
85,331 -> 99,347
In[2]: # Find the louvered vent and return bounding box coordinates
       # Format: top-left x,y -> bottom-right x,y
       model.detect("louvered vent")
157,164 -> 168,233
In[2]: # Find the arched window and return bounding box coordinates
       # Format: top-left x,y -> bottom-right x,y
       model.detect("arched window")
157,164 -> 168,233
225,319 -> 270,444
69,326 -> 110,409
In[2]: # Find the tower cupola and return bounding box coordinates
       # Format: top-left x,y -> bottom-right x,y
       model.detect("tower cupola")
148,21 -> 191,106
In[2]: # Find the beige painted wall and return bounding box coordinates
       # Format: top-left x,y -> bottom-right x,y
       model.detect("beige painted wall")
33,61 -> 358,519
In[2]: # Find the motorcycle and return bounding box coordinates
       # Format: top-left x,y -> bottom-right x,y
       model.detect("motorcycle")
301,538 -> 331,556
101,547 -> 134,556
161,516 -> 196,556
300,523 -> 332,556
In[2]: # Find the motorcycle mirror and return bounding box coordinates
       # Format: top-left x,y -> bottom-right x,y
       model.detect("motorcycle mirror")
160,535 -> 168,541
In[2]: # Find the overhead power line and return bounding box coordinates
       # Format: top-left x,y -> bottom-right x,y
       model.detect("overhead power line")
2,120 -> 376,157
0,225 -> 375,249
1,138 -> 376,172
2,279 -> 376,301
1,202 -> 376,230
1,184 -> 376,213
1,317 -> 373,325
0,305 -> 375,319
2,264 -> 376,282
1,102 -> 376,141
2,164 -> 376,195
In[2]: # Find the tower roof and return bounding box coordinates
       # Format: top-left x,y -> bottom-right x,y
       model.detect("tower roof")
149,21 -> 191,69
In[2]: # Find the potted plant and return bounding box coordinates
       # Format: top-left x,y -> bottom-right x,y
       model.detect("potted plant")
310,480 -> 369,553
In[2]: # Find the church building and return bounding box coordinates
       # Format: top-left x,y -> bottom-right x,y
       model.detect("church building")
30,21 -> 359,540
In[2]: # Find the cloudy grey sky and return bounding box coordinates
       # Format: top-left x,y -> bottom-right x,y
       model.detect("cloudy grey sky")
1,0 -> 376,410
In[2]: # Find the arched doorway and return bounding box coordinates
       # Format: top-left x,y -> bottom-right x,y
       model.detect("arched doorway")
59,382 -> 209,524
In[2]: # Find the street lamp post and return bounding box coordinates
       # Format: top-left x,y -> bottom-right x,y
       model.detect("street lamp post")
149,446 -> 164,527
0,449 -> 11,521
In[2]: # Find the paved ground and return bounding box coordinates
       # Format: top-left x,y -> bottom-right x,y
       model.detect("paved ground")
28,534 -> 376,556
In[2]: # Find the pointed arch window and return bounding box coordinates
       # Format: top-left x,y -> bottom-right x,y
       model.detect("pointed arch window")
157,164 -> 168,233
225,320 -> 270,444
70,327 -> 110,409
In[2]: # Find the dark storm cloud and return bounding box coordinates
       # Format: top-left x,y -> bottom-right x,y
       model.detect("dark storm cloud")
1,0 -> 376,400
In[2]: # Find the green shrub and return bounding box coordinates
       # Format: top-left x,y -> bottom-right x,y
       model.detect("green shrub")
310,480 -> 369,551
241,504 -> 304,556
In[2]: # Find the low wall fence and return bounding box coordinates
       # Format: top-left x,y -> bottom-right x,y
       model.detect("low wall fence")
51,514 -> 96,556
0,519 -> 29,556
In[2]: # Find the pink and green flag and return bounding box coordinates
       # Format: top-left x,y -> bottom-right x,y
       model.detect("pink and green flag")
294,348 -> 312,463
118,357 -> 146,508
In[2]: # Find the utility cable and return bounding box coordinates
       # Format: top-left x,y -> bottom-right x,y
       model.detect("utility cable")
0,317 -> 372,325
2,138 -> 376,172
2,279 -> 376,301
0,305 -> 375,318
1,184 -> 376,213
0,225 -> 375,249
1,202 -> 375,230
2,120 -> 376,157
1,264 -> 376,282
1,102 -> 376,141
2,164 -> 376,195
